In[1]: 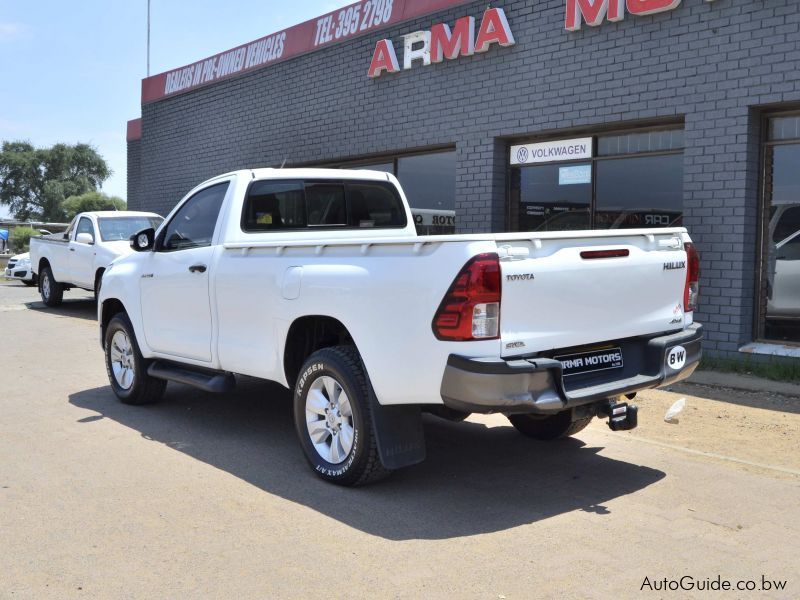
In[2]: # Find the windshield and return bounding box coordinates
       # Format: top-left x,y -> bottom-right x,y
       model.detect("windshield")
97,216 -> 163,242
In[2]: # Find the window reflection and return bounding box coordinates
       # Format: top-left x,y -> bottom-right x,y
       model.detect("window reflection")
514,163 -> 591,231
595,154 -> 683,229
764,144 -> 800,342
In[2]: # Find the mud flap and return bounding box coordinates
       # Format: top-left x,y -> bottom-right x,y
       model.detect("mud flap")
368,386 -> 426,470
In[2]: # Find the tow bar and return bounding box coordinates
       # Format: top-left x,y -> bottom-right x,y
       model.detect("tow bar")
600,400 -> 638,431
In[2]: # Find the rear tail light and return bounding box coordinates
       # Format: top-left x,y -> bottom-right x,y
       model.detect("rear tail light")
684,242 -> 700,312
432,253 -> 501,341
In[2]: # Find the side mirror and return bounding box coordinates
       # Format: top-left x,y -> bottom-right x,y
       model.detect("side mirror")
130,228 -> 155,252
75,232 -> 94,245
62,232 -> 69,240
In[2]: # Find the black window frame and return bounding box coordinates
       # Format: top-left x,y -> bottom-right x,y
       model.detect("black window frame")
326,147 -> 457,235
507,125 -> 685,232
755,108 -> 800,346
240,178 -> 408,233
156,181 -> 230,252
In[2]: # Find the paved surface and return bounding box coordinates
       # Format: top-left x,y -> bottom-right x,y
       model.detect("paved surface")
1,281 -> 799,599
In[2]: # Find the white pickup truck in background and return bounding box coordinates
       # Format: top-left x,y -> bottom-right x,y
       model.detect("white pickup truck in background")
98,169 -> 702,486
30,211 -> 163,306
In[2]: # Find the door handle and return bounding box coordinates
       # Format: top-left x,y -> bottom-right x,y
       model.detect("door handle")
70,248 -> 75,252
188,264 -> 207,273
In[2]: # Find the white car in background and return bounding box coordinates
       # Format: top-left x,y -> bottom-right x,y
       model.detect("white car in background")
30,211 -> 164,306
768,227 -> 800,320
4,252 -> 36,286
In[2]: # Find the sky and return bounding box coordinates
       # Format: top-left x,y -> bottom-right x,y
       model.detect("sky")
0,0 -> 351,218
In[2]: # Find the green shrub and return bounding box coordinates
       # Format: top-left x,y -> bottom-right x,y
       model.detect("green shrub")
700,355 -> 800,383
9,226 -> 38,253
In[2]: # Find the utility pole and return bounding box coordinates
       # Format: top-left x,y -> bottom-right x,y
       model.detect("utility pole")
147,0 -> 151,76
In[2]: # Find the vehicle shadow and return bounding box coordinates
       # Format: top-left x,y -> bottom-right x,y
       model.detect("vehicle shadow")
69,379 -> 665,540
26,298 -> 97,321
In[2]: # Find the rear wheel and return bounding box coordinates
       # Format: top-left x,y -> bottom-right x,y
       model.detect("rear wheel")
508,410 -> 592,440
39,266 -> 63,307
293,346 -> 390,486
104,313 -> 166,405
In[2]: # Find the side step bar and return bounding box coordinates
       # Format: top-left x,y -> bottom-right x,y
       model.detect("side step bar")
147,360 -> 235,393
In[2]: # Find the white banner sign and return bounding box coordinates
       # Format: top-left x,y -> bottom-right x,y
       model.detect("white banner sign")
510,138 -> 593,165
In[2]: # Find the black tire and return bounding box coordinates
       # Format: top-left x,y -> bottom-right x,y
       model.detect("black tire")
39,266 -> 63,307
23,279 -> 36,287
293,345 -> 390,486
508,410 -> 593,441
104,312 -> 166,405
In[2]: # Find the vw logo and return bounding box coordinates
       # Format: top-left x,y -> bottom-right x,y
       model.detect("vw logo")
516,147 -> 529,163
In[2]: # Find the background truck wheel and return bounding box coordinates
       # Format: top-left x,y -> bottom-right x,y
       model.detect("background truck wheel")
23,279 -> 36,287
104,312 -> 166,405
507,410 -> 593,440
293,345 -> 390,486
39,266 -> 63,307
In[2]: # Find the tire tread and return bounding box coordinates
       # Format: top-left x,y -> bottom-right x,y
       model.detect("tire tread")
105,313 -> 166,405
297,345 -> 391,486
508,411 -> 593,440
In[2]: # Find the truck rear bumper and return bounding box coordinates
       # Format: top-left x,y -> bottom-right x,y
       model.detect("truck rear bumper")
440,324 -> 703,415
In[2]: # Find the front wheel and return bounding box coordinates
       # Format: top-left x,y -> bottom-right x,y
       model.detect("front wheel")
104,313 -> 166,405
39,266 -> 63,306
507,410 -> 592,440
293,346 -> 390,486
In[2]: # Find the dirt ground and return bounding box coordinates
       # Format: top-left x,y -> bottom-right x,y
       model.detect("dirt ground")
589,382 -> 800,476
1,281 -> 799,599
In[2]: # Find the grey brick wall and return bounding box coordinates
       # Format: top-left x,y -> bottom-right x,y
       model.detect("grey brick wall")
131,0 -> 800,358
127,139 -> 141,210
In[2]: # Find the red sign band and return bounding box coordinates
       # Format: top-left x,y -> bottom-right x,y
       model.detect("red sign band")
141,0 -> 472,104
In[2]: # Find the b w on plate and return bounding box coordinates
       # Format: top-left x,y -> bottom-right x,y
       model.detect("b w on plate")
667,345 -> 687,370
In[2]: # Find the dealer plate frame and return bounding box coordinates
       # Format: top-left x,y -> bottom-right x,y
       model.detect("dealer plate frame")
555,347 -> 624,377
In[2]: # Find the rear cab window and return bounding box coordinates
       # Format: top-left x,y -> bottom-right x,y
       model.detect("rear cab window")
241,178 -> 406,232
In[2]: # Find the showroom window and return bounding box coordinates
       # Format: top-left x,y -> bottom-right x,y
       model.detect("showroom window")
757,114 -> 800,344
334,149 -> 456,234
509,128 -> 684,232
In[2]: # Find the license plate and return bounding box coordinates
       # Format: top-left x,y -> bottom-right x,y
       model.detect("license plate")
555,347 -> 624,377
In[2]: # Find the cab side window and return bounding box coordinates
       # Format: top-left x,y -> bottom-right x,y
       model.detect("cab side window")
160,182 -> 229,251
76,217 -> 95,242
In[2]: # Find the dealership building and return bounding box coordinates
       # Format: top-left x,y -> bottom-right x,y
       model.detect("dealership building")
126,0 -> 800,360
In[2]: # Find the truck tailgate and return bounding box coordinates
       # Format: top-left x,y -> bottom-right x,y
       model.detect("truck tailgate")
499,232 -> 688,357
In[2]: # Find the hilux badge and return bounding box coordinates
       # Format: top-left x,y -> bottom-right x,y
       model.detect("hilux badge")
663,261 -> 686,270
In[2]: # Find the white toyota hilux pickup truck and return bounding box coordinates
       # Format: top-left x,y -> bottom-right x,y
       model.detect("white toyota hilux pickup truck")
98,169 -> 702,486
30,211 -> 163,305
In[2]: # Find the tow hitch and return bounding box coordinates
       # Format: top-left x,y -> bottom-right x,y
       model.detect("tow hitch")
600,401 -> 638,431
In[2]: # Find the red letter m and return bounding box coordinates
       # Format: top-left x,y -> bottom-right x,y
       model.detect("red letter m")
430,16 -> 475,63
565,0 -> 624,31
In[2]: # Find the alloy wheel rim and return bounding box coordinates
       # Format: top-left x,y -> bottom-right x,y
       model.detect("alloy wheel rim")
42,275 -> 50,299
109,330 -> 135,390
305,375 -> 354,464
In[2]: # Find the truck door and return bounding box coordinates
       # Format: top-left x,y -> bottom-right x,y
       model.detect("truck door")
69,216 -> 96,288
139,182 -> 229,362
